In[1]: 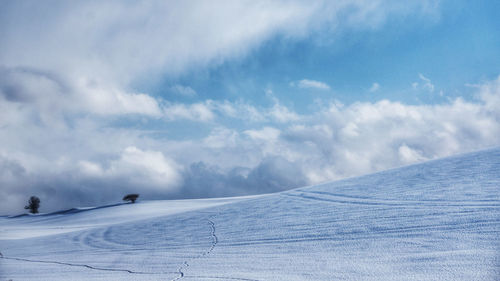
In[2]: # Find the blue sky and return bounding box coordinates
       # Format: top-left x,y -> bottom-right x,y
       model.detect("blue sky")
144,0 -> 499,108
0,0 -> 499,214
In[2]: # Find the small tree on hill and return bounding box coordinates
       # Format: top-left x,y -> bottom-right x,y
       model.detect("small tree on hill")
25,196 -> 40,214
123,194 -> 139,203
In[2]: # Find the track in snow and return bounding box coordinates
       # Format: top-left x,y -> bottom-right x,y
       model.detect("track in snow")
172,215 -> 261,281
172,217 -> 218,281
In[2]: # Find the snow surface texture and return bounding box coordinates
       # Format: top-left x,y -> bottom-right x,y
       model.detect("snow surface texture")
1,148 -> 499,280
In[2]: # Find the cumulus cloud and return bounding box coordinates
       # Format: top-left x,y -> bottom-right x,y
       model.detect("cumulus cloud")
82,83 -> 163,117
104,146 -> 182,189
293,79 -> 331,90
268,102 -> 301,123
0,67 -> 163,120
245,127 -> 281,142
1,76 -> 499,214
163,101 -> 215,122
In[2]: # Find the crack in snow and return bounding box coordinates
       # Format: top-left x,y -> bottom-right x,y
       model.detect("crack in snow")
0,251 -> 163,275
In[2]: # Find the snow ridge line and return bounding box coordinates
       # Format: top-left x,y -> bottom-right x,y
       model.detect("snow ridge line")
0,252 -> 159,275
286,190 -> 500,207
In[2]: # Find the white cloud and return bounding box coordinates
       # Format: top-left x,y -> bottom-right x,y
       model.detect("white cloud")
0,1 -> 315,82
369,82 -> 380,92
213,100 -> 266,122
171,85 -> 197,97
269,102 -> 301,123
398,144 -> 425,164
0,1 -> 317,123
79,147 -> 182,189
415,73 -> 435,92
6,0 -> 428,91
245,127 -> 281,142
203,127 -> 239,149
163,101 -> 215,122
0,1 -> 439,123
108,146 -> 183,189
294,79 -> 331,90
1,76 -> 500,214
82,83 -> 163,117
203,99 -> 300,123
0,67 -> 163,119
79,160 -> 103,176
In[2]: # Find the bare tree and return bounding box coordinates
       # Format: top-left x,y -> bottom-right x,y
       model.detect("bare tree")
25,196 -> 40,214
123,194 -> 139,203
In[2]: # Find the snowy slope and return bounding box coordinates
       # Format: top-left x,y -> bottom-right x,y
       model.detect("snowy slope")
1,148 -> 499,281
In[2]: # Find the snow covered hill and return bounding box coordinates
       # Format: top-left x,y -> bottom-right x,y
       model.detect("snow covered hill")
1,148 -> 499,280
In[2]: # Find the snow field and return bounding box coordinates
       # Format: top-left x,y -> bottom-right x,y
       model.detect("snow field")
1,148 -> 499,280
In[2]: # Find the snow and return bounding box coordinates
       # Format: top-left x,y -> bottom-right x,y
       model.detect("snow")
1,148 -> 499,280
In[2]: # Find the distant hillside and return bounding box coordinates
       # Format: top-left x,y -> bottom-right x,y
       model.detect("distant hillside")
1,147 -> 499,280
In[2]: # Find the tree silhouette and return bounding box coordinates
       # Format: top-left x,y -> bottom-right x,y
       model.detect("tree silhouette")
123,194 -> 139,203
25,196 -> 40,214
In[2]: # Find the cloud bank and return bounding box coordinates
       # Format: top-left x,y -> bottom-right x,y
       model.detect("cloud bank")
2,0 -> 498,214
1,76 -> 499,214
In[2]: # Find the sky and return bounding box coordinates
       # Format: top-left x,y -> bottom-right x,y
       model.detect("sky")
0,0 -> 499,214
